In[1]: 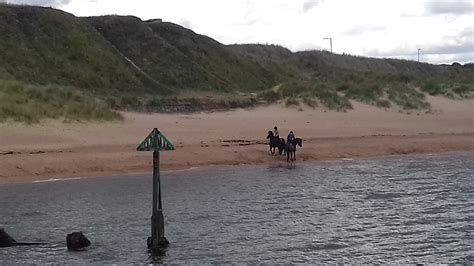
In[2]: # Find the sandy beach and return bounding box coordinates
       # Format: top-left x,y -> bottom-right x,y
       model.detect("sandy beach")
0,96 -> 473,183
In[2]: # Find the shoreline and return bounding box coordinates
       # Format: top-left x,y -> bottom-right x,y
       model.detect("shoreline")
1,132 -> 472,184
6,148 -> 473,185
1,98 -> 473,184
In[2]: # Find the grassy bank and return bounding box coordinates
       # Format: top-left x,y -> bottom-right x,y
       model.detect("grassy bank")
104,91 -> 258,113
0,79 -> 259,123
258,81 -> 431,112
0,80 -> 122,123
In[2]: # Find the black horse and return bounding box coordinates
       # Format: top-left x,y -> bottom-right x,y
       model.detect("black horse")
267,131 -> 286,155
286,138 -> 303,162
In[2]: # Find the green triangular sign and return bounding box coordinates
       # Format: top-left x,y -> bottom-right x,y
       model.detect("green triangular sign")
137,128 -> 175,151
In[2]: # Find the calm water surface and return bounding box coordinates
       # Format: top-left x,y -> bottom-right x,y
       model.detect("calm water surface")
0,152 -> 473,263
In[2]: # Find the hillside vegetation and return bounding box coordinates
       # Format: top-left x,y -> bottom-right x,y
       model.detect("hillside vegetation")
0,4 -> 472,123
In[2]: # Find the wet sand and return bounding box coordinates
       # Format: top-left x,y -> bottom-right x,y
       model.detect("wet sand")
1,96 -> 473,183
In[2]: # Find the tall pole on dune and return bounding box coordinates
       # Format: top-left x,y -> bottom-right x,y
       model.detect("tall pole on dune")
323,37 -> 333,53
417,48 -> 422,63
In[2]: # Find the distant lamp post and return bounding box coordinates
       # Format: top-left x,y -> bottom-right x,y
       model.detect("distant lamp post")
417,48 -> 422,62
323,37 -> 333,53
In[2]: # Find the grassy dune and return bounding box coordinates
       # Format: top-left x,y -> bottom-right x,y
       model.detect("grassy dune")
0,4 -> 472,123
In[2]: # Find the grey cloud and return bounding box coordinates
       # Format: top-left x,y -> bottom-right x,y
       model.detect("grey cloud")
4,0 -> 71,6
369,27 -> 473,58
427,42 -> 473,55
371,49 -> 473,64
425,0 -> 474,15
417,51 -> 473,64
344,25 -> 385,36
368,41 -> 473,58
424,28 -> 473,56
438,52 -> 474,64
302,0 -> 322,12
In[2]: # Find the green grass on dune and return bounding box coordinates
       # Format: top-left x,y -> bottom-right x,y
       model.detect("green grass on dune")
258,78 -> 437,112
0,80 -> 122,123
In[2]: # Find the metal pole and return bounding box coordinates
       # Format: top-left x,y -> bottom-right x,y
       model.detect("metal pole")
323,37 -> 332,53
148,151 -> 168,249
417,48 -> 422,62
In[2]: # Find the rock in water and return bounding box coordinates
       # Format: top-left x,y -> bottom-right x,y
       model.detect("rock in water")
0,228 -> 17,247
66,232 -> 91,251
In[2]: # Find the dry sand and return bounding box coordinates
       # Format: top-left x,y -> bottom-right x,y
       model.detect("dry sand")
1,96 -> 473,183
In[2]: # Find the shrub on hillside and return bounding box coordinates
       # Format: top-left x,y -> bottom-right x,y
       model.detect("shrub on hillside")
0,80 -> 122,123
376,99 -> 391,108
421,81 -> 444,95
312,84 -> 353,111
342,82 -> 384,104
452,84 -> 473,97
285,97 -> 300,107
387,84 -> 429,110
302,96 -> 318,108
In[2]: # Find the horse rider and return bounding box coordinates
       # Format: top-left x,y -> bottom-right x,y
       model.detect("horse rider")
273,126 -> 279,138
287,130 -> 295,144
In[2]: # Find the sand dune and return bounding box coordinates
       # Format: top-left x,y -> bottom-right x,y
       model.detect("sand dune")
1,96 -> 473,183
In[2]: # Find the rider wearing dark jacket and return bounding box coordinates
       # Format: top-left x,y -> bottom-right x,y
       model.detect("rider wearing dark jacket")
287,131 -> 295,143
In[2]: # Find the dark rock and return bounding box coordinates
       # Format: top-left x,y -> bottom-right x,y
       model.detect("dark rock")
0,228 -> 46,247
0,228 -> 17,247
66,232 -> 91,251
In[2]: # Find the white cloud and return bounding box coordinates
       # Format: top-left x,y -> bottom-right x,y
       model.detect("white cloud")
178,18 -> 192,30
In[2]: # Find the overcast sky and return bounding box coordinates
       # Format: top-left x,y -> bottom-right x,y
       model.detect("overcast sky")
3,0 -> 473,64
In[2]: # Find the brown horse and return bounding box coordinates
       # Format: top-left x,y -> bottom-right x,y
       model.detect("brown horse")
286,138 -> 303,162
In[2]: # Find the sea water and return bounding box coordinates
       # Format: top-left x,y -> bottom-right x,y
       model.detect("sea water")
0,152 -> 472,263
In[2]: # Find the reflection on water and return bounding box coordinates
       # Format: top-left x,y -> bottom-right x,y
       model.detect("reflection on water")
148,247 -> 168,264
0,152 -> 473,263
